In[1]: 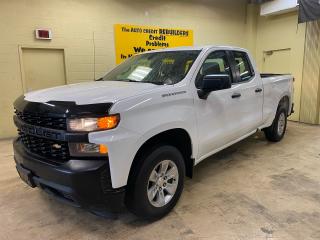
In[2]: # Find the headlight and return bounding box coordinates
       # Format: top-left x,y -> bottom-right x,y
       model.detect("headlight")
69,143 -> 108,157
67,114 -> 120,132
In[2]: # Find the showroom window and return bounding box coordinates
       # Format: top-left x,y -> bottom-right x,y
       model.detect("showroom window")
232,51 -> 254,83
195,51 -> 231,88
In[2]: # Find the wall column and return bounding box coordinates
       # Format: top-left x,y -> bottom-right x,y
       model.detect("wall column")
300,20 -> 320,124
245,4 -> 259,58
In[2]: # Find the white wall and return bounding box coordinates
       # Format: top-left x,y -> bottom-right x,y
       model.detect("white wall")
261,0 -> 298,16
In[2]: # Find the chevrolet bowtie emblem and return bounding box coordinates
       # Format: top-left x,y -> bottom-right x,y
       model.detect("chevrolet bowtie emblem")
52,144 -> 62,149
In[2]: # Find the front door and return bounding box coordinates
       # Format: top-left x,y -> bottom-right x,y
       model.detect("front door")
194,50 -> 238,160
194,50 -> 263,161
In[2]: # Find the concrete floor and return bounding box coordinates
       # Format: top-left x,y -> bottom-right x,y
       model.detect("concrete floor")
1,122 -> 320,240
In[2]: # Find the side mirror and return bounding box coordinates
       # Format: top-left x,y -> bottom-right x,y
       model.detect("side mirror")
197,74 -> 231,99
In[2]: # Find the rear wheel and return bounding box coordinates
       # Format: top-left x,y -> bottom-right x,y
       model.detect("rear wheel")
264,106 -> 288,142
126,145 -> 185,220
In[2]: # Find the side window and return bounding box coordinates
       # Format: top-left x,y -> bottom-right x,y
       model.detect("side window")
195,51 -> 231,88
233,51 -> 254,83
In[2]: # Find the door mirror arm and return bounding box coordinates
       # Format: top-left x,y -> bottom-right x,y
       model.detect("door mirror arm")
197,89 -> 210,100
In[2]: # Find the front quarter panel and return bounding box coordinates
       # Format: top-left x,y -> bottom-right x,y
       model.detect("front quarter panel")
88,84 -> 197,188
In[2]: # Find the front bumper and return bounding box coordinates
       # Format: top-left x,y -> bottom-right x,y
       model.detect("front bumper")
13,138 -> 125,212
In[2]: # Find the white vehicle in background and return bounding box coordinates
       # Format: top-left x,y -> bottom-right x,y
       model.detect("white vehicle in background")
13,46 -> 294,219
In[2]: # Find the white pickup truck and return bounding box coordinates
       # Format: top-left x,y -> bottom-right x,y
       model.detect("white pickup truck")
13,46 -> 294,219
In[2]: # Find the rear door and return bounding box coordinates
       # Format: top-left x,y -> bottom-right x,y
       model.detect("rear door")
228,51 -> 263,137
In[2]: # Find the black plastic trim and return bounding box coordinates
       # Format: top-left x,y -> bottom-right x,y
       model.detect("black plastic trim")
226,50 -> 239,84
13,138 -> 125,212
229,51 -> 255,84
13,96 -> 114,142
14,116 -> 88,142
260,73 -> 290,78
290,103 -> 294,115
14,95 -> 113,118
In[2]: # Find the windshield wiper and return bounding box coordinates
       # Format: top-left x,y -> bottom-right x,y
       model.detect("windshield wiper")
142,81 -> 163,85
120,79 -> 141,83
115,79 -> 162,85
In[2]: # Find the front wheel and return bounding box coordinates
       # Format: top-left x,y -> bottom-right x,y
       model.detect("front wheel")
264,106 -> 288,142
125,145 -> 185,220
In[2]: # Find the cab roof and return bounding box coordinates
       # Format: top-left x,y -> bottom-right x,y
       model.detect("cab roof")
146,45 -> 248,53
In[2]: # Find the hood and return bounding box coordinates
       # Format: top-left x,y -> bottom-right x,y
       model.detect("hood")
24,81 -> 161,105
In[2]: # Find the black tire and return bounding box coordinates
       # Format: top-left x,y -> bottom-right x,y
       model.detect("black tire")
264,105 -> 288,142
125,145 -> 185,220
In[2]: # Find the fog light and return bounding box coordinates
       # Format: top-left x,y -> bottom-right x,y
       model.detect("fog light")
69,143 -> 108,157
99,144 -> 108,154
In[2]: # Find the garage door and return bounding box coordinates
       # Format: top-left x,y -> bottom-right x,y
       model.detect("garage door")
22,48 -> 66,92
262,48 -> 300,121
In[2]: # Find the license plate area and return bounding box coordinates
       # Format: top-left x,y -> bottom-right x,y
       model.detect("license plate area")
16,165 -> 36,188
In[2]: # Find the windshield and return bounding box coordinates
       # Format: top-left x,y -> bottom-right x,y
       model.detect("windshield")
101,50 -> 201,85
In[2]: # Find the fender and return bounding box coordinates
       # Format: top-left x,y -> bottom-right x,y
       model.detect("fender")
127,124 -> 195,185
133,122 -> 196,160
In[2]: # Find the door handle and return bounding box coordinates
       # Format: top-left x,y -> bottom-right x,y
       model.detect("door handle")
255,88 -> 263,93
231,93 -> 241,98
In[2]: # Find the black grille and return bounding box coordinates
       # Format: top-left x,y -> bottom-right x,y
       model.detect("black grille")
18,131 -> 69,162
15,110 -> 67,130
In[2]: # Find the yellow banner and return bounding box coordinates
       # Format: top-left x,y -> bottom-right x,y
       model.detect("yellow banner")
114,24 -> 193,64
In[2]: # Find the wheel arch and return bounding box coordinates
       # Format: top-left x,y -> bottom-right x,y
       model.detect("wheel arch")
127,128 -> 194,187
278,95 -> 290,114
261,94 -> 291,130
